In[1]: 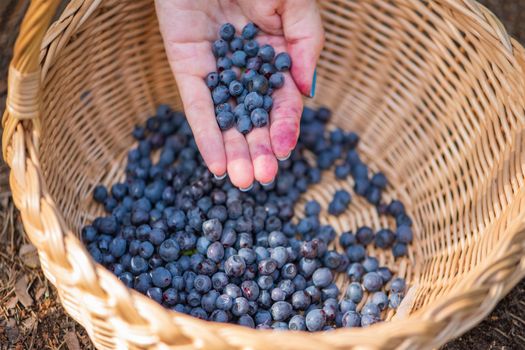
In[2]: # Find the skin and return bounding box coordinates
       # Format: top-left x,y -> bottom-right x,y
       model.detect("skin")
155,0 -> 324,188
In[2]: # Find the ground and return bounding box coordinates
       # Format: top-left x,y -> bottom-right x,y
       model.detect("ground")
1,1 -> 524,349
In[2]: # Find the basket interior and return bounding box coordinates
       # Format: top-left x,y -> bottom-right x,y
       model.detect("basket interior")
38,0 -> 525,319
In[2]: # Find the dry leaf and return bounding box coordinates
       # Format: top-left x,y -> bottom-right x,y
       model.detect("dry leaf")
14,276 -> 33,308
19,243 -> 39,269
65,331 -> 81,350
35,285 -> 47,301
6,296 -> 18,309
22,315 -> 37,330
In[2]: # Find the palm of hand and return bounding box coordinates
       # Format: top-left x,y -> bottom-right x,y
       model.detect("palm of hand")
156,0 -> 322,188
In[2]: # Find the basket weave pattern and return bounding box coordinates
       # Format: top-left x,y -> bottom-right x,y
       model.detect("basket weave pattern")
3,0 -> 525,349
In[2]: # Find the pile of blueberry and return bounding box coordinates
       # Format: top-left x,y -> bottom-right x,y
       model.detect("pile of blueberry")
83,104 -> 413,331
205,22 -> 291,134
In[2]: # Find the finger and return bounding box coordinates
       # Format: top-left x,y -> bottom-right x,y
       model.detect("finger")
245,126 -> 278,184
223,128 -> 254,189
269,71 -> 303,160
281,0 -> 325,96
236,0 -> 283,35
176,73 -> 227,176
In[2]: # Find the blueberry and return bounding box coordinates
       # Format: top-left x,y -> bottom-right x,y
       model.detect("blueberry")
362,303 -> 380,317
232,297 -> 250,316
241,69 -> 258,86
305,309 -> 326,331
366,186 -> 381,205
292,291 -> 311,310
353,178 -> 370,196
371,291 -> 389,311
340,299 -> 357,314
214,103 -> 232,116
396,213 -> 413,227
109,237 -> 126,258
387,200 -> 405,217
244,92 -> 264,112
210,309 -> 229,322
342,311 -> 361,327
389,292 -> 403,309
201,290 -> 219,312
251,108 -> 269,128
322,251 -> 342,269
82,225 -> 97,243
224,255 -> 246,277
219,69 -> 237,86
134,272 -> 152,293
268,231 -> 287,248
268,72 -> 284,89
375,229 -> 395,249
392,242 -> 408,258
255,310 -> 272,327
339,232 -> 356,248
258,258 -> 278,275
159,239 -> 180,262
224,283 -> 242,299
118,272 -> 134,288
241,22 -> 259,40
305,286 -> 321,304
390,278 -> 406,293
216,111 -> 235,131
271,322 -> 288,330
243,40 -> 259,57
202,218 -> 223,242
247,75 -> 269,94
396,225 -> 413,244
246,56 -> 263,71
194,275 -> 212,293
93,185 -> 108,203
328,198 -> 348,216
147,287 -> 163,303
274,52 -> 292,71
212,85 -> 230,105
288,315 -> 306,331
362,257 -> 379,272
212,39 -> 229,57
298,257 -> 319,278
238,314 -> 255,328
371,172 -> 387,189
335,163 -> 351,179
236,115 -> 253,134
138,241 -> 154,259
259,63 -> 276,77
228,80 -> 244,97
346,282 -> 363,303
312,268 -> 332,288
151,267 -> 172,288
271,301 -> 293,321
219,23 -> 235,41
130,256 -> 148,274
205,72 -> 220,89
98,216 -> 118,235
346,244 -> 366,262
229,36 -> 244,51
271,287 -> 286,302
241,280 -> 260,301
363,272 -> 383,292
355,226 -> 374,245
278,279 -> 295,297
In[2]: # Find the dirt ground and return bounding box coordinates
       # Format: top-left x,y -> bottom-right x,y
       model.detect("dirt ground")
1,1 -> 524,349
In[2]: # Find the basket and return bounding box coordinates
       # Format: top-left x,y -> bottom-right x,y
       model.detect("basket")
3,0 -> 525,348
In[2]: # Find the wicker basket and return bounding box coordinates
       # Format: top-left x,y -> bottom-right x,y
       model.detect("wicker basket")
3,0 -> 525,348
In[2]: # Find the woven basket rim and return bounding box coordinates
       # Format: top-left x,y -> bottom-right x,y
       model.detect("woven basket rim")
3,0 -> 525,348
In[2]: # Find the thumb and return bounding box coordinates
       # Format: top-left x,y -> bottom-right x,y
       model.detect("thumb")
281,0 -> 324,97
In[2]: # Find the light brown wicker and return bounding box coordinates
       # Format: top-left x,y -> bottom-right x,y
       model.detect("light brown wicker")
3,0 -> 525,349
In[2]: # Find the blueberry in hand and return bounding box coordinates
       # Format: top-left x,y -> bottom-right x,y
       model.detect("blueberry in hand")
230,36 -> 244,51
205,72 -> 219,89
274,52 -> 292,71
232,50 -> 247,67
269,72 -> 284,89
242,22 -> 259,39
244,92 -> 264,111
236,115 -> 253,134
258,44 -> 275,62
243,40 -> 259,57
251,108 -> 269,128
212,85 -> 230,105
219,23 -> 235,41
212,39 -> 229,57
228,80 -> 244,97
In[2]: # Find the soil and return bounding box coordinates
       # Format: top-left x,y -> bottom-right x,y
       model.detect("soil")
0,1 -> 524,349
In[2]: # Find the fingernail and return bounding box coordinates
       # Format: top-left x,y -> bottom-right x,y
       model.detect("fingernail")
276,151 -> 292,161
214,173 -> 227,180
239,183 -> 254,192
309,68 -> 317,98
260,179 -> 274,187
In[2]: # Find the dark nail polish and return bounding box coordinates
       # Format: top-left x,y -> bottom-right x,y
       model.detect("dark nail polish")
309,68 -> 317,98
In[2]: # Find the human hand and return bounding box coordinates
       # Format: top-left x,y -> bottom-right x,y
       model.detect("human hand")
155,0 -> 324,189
